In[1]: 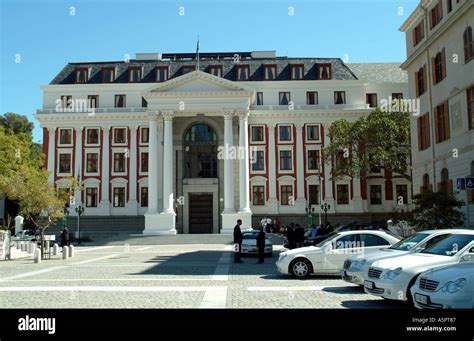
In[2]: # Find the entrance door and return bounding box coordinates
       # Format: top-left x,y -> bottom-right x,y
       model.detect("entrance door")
189,194 -> 213,234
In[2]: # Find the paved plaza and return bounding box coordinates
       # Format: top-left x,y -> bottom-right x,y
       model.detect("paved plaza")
0,235 -> 406,309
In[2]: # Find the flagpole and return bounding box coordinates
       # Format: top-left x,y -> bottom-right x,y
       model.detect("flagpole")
196,35 -> 200,70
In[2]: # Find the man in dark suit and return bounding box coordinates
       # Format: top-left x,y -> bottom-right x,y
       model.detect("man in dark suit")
256,226 -> 266,264
233,219 -> 243,263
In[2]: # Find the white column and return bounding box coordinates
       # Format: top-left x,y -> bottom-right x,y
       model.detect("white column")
47,128 -> 55,184
161,111 -> 175,214
128,125 -> 138,212
267,123 -> 278,212
147,113 -> 159,214
238,112 -> 251,213
100,126 -> 110,214
223,111 -> 235,213
322,123 -> 335,211
295,124 -> 306,208
75,127 -> 83,180
157,119 -> 164,212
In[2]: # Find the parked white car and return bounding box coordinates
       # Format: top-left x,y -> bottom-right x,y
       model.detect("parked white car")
241,230 -> 273,256
410,261 -> 474,309
276,230 -> 400,279
364,231 -> 474,303
342,229 -> 467,285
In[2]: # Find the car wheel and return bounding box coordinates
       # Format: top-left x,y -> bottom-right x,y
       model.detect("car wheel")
290,258 -> 312,279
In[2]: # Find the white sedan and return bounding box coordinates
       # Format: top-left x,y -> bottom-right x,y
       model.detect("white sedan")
276,230 -> 400,279
364,231 -> 474,303
341,229 -> 467,285
410,261 -> 474,309
241,230 -> 273,256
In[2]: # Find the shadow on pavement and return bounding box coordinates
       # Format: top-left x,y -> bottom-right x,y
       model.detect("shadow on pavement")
341,299 -> 411,309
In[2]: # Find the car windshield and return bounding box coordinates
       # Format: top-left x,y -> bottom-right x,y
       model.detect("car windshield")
315,233 -> 340,247
389,233 -> 429,251
421,234 -> 474,256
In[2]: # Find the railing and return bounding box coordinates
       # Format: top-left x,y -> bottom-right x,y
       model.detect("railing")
37,107 -> 147,114
251,104 -> 371,110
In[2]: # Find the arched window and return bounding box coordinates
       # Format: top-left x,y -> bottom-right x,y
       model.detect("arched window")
464,26 -> 473,63
184,124 -> 216,144
440,168 -> 449,195
184,124 -> 218,178
422,173 -> 430,192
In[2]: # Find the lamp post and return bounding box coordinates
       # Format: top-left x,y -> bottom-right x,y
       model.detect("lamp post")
75,204 -> 84,245
320,203 -> 331,226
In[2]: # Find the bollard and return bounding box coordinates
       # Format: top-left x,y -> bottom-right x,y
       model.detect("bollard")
31,243 -> 37,255
21,242 -> 26,252
62,246 -> 69,260
68,245 -> 74,258
34,249 -> 41,263
27,243 -> 31,254
52,244 -> 59,256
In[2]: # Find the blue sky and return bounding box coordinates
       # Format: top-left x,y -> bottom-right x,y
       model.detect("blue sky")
0,0 -> 418,143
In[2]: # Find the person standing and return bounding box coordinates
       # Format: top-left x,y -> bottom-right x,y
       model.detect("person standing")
60,226 -> 69,247
286,225 -> 295,249
233,219 -> 243,263
295,224 -> 305,248
256,226 -> 266,263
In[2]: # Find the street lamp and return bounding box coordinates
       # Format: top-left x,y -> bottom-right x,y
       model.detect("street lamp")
320,203 -> 331,226
75,204 -> 84,245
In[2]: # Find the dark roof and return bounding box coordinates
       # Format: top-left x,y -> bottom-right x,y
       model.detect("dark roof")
347,63 -> 408,83
49,57 -> 359,84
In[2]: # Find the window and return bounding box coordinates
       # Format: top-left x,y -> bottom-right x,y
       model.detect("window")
86,188 -> 98,207
102,67 -> 115,82
290,65 -> 304,80
59,128 -> 73,145
113,153 -> 126,173
128,67 -> 142,82
256,92 -> 263,105
156,66 -> 169,82
113,187 -> 126,207
252,186 -> 265,206
208,65 -> 223,77
280,185 -> 293,205
236,65 -> 250,81
58,153 -> 72,174
279,150 -> 292,171
422,173 -> 431,192
435,101 -> 450,143
413,20 -> 425,47
279,125 -> 292,142
75,68 -> 88,83
417,113 -> 431,150
359,234 -> 390,247
141,187 -> 148,207
307,150 -> 320,170
430,0 -> 443,29
263,65 -> 277,80
86,153 -> 99,173
141,127 -> 149,144
464,27 -> 474,63
61,95 -> 72,109
88,95 -> 99,109
440,168 -> 449,195
396,185 -> 408,205
279,92 -> 291,105
337,184 -> 349,204
334,91 -> 346,104
113,128 -> 127,144
366,93 -> 378,107
115,95 -> 126,108
392,93 -> 403,100
251,150 -> 265,171
415,65 -> 427,96
447,0 -> 453,13
306,125 -> 320,142
334,235 -> 357,249
251,126 -> 264,142
86,128 -> 99,145
182,66 -> 195,74
140,152 -> 149,173
318,64 -> 332,80
468,86 -> 474,130
306,92 -> 318,105
432,49 -> 446,84
370,185 -> 382,205
308,185 -> 320,205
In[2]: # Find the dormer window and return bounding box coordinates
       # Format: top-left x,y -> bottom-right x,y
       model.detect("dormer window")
156,66 -> 169,82
208,65 -> 223,77
182,66 -> 195,75
128,67 -> 142,82
75,68 -> 89,83
236,65 -> 250,81
290,64 -> 304,80
318,64 -> 332,80
263,65 -> 277,80
102,67 -> 115,82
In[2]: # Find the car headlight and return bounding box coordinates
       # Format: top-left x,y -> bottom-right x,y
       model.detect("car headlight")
279,252 -> 287,261
441,278 -> 466,293
351,260 -> 367,272
383,267 -> 403,280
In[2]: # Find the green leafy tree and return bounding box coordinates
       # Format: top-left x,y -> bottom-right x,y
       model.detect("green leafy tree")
409,190 -> 464,230
323,108 -> 411,180
0,112 -> 34,135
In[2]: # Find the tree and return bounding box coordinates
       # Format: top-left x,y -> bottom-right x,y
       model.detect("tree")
0,112 -> 34,135
409,190 -> 464,230
323,108 -> 411,180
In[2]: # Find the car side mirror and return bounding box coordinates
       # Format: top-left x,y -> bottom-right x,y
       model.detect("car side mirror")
460,253 -> 474,263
